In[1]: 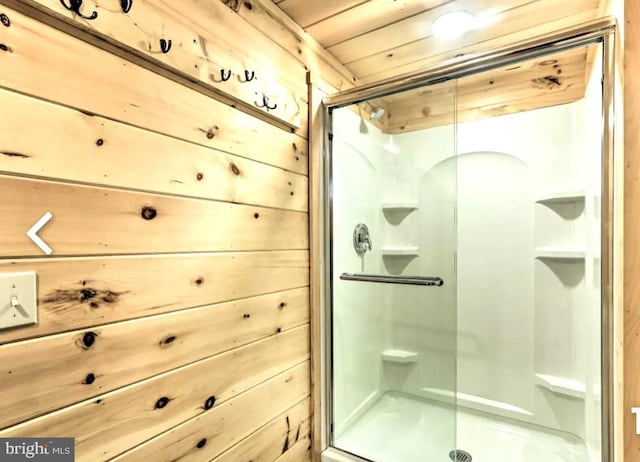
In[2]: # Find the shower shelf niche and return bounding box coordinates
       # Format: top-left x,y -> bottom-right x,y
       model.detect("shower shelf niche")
381,202 -> 419,212
535,248 -> 586,260
381,349 -> 419,363
381,246 -> 419,257
535,373 -> 586,399
535,190 -> 586,205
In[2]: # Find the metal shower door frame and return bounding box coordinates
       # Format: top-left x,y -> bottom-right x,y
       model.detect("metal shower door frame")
319,17 -> 618,462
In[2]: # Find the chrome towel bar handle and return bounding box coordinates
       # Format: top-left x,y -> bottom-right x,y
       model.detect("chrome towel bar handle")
340,273 -> 444,286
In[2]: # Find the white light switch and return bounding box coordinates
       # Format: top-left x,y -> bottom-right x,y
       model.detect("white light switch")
0,272 -> 37,329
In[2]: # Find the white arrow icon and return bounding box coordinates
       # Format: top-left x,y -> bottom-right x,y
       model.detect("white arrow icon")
27,212 -> 53,255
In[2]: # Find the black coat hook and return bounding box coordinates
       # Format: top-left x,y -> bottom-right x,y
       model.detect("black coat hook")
120,0 -> 133,13
255,94 -> 277,111
159,39 -> 172,54
60,0 -> 98,20
221,69 -> 232,82
239,70 -> 256,83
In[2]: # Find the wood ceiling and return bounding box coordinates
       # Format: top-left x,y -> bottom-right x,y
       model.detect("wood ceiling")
383,46 -> 592,133
272,0 -> 608,132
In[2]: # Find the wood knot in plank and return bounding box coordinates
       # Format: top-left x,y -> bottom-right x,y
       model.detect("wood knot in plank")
83,373 -> 96,385
539,59 -> 558,66
221,0 -> 244,11
155,397 -> 170,409
81,332 -> 97,349
204,395 -> 216,410
531,75 -> 563,89
44,287 -> 126,311
160,335 -> 176,347
1,151 -> 29,158
80,288 -> 97,301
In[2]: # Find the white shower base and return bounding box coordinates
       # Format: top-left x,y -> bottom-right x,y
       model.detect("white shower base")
333,392 -> 588,462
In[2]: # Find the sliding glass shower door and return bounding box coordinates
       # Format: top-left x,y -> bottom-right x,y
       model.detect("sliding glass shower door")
328,80 -> 458,462
325,31 -> 614,462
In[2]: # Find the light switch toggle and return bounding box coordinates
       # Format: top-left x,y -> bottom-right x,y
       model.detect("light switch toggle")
0,271 -> 37,330
10,295 -> 29,317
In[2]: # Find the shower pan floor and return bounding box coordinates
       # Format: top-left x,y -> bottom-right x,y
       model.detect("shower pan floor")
334,392 -> 589,462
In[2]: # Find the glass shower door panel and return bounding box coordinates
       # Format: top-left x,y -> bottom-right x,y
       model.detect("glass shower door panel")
452,44 -> 604,462
329,81 -> 457,462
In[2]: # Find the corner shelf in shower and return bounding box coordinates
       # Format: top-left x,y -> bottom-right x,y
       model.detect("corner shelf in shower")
535,248 -> 586,260
381,246 -> 419,257
381,202 -> 419,212
381,349 -> 419,363
535,190 -> 586,205
535,373 -> 586,399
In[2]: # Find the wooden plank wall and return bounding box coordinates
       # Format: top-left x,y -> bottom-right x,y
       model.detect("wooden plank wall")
0,0 -> 323,460
217,4 -> 361,462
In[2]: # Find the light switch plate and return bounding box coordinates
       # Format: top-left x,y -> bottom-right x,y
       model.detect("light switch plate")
0,271 -> 37,330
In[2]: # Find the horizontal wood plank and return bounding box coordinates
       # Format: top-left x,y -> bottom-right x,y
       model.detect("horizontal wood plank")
19,0 -> 307,129
0,326 -> 310,461
0,88 -> 308,212
0,290 -> 309,430
348,0 -> 598,79
326,0 -> 529,65
210,398 -> 311,462
387,91 -> 585,133
112,362 -> 311,461
275,0 -> 366,28
0,5 -> 308,174
306,0 -> 449,48
0,175 -> 308,257
0,251 -> 309,344
358,11 -> 598,85
385,47 -> 588,131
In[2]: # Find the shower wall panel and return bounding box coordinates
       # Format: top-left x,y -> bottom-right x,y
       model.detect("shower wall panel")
330,108 -> 391,436
392,73 -> 603,442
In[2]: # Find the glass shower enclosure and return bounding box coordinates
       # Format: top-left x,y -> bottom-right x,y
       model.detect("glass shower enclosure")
321,19 -> 616,462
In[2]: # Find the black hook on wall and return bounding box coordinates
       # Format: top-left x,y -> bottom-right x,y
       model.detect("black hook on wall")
255,94 -> 277,111
220,69 -> 232,82
120,0 -> 133,13
60,0 -> 98,20
159,39 -> 172,54
239,70 -> 256,83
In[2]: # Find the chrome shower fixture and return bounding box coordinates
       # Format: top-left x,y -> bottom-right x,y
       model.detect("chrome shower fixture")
353,223 -> 372,254
369,105 -> 385,121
